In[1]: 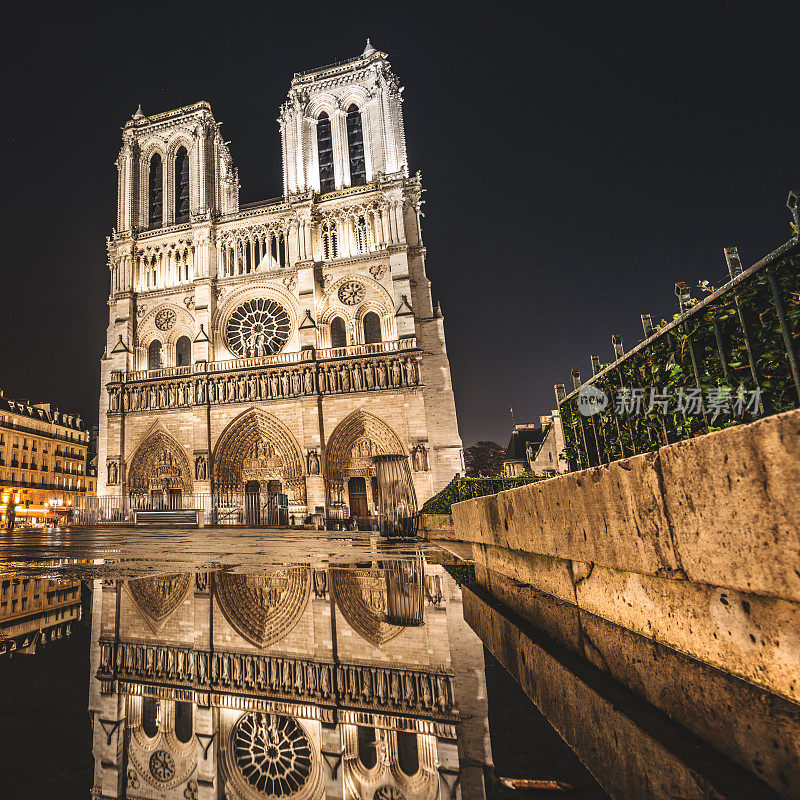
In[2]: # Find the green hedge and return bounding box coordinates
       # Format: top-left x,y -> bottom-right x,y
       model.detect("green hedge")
421,475 -> 542,515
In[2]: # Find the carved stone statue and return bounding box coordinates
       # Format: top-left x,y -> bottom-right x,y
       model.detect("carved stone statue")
391,359 -> 402,387
195,455 -> 207,480
307,450 -> 320,475
270,372 -> 279,398
303,368 -> 313,394
280,372 -> 289,397
404,358 -> 416,385
291,370 -> 300,395
377,361 -> 387,388
107,461 -> 118,485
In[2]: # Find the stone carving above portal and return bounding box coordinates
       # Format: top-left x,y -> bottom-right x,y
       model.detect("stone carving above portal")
128,574 -> 191,630
214,568 -> 311,647
330,568 -> 405,647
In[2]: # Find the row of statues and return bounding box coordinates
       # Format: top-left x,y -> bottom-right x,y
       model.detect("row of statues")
108,356 -> 420,412
99,641 -> 454,713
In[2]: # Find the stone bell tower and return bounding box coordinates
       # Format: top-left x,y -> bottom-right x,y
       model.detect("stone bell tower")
279,40 -> 408,195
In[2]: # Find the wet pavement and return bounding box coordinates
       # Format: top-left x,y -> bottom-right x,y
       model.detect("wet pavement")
0,527 -> 608,799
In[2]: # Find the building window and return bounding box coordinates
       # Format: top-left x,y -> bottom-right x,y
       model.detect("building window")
354,215 -> 370,254
357,726 -> 377,769
148,154 -> 163,228
148,340 -> 163,371
397,731 -> 419,776
174,146 -> 190,223
176,336 -> 192,367
175,701 -> 193,743
142,698 -> 159,738
363,312 -> 382,344
346,104 -> 366,186
316,113 -> 335,193
321,221 -> 338,260
330,317 -> 347,348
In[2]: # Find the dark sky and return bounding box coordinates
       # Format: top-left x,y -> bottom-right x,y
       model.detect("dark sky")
1,1 -> 797,445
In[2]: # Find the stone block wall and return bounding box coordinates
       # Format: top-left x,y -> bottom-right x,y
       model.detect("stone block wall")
451,409 -> 800,800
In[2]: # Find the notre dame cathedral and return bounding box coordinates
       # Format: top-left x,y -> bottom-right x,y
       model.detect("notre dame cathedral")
97,41 -> 463,521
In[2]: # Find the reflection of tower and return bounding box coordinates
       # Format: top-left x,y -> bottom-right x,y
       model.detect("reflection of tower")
88,560 -> 492,799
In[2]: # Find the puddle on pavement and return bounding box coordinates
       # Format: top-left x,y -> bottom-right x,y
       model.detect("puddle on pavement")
0,529 -> 608,798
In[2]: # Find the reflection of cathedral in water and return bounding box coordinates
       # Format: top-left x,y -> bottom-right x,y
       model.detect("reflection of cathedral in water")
89,560 -> 492,799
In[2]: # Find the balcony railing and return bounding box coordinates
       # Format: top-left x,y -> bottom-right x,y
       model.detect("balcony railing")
115,339 -> 417,384
106,339 -> 421,414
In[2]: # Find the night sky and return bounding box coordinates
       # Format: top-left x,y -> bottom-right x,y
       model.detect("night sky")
1,1 -> 797,445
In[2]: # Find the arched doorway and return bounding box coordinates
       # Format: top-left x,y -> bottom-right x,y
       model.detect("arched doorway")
325,410 -> 409,530
212,408 -> 303,526
127,429 -> 192,508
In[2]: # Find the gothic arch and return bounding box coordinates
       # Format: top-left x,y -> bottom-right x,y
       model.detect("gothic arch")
127,426 -> 193,495
213,568 -> 311,647
127,573 -> 192,634
212,407 -> 304,494
324,409 -> 407,481
329,567 -> 406,647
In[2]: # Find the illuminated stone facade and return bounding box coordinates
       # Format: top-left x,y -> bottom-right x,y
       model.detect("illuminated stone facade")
0,389 -> 92,525
89,563 -> 492,799
98,42 -> 462,519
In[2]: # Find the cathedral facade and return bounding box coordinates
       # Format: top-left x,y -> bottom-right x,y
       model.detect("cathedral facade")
98,42 -> 462,521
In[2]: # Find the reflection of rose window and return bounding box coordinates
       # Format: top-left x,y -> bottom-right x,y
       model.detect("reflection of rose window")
233,712 -> 312,796
149,750 -> 176,782
226,299 -> 291,357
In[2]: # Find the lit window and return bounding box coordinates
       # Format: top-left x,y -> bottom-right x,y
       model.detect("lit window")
174,147 -> 190,223
346,105 -> 366,186
316,113 -> 335,193
148,154 -> 163,228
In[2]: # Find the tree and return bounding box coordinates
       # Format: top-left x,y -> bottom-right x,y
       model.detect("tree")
464,441 -> 508,477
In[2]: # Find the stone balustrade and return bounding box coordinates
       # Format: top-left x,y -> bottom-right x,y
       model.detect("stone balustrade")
107,340 -> 421,414
98,639 -> 456,719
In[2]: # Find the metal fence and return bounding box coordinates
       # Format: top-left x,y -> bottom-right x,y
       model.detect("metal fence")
73,493 -> 289,527
557,229 -> 800,471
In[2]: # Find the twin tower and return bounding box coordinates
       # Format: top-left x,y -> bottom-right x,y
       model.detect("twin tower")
98,42 -> 462,521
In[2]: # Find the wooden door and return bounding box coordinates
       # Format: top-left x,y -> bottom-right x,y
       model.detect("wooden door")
348,477 -> 368,519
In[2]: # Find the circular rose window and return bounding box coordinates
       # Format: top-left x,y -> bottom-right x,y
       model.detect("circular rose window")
233,712 -> 312,797
338,281 -> 365,306
226,299 -> 291,358
155,308 -> 176,331
149,749 -> 176,782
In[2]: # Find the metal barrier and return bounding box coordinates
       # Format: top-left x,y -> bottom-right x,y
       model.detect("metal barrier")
74,493 -> 289,527
557,232 -> 799,471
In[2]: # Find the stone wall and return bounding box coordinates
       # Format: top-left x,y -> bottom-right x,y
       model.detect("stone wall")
451,409 -> 800,800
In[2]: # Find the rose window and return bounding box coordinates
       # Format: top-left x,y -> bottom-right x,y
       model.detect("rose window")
226,299 -> 291,358
233,712 -> 313,796
338,281 -> 365,306
149,750 -> 176,782
155,308 -> 176,331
